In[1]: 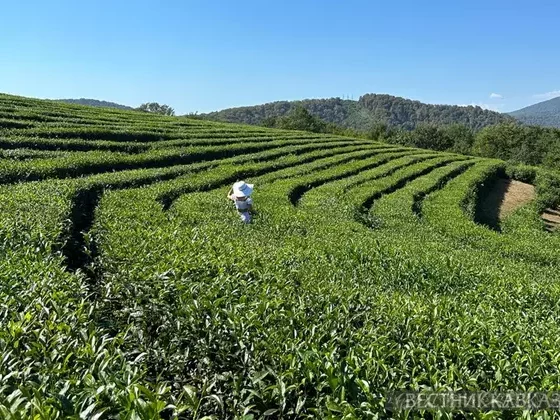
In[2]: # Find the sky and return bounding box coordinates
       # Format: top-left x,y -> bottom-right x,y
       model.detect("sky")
1,0 -> 559,114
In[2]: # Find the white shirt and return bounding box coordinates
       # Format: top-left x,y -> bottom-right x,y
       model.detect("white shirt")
231,196 -> 253,211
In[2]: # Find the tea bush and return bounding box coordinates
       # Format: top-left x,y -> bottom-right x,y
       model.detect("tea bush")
0,93 -> 559,418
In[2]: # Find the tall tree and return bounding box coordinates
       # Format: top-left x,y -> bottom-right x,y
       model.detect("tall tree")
136,102 -> 175,116
263,106 -> 328,133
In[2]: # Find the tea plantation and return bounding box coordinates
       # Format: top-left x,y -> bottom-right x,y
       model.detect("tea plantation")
1,93 -> 560,419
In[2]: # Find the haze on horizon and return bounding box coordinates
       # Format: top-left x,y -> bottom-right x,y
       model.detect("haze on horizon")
1,0 -> 559,114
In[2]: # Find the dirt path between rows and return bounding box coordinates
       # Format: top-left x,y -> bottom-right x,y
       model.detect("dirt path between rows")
479,179 -> 536,229
479,178 -> 559,232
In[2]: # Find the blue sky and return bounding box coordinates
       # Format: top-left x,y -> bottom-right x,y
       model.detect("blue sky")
1,0 -> 559,114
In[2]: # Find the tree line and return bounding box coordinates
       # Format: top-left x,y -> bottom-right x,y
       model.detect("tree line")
135,102 -> 175,116
202,94 -> 514,132
358,94 -> 513,131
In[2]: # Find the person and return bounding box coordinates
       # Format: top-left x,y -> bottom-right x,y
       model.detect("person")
227,181 -> 254,224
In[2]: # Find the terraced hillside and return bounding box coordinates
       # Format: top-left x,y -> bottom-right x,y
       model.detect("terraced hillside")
1,93 -> 560,418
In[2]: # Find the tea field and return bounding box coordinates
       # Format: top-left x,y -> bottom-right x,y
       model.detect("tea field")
1,93 -> 560,419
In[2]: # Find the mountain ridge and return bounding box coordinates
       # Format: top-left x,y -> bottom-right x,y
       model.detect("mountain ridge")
54,98 -> 134,110
509,96 -> 560,128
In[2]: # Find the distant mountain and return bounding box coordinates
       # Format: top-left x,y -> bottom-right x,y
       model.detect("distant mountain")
55,98 -> 134,110
203,94 -> 514,132
509,97 -> 560,128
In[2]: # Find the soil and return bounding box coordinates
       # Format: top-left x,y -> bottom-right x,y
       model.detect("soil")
479,178 -> 559,232
479,178 -> 536,229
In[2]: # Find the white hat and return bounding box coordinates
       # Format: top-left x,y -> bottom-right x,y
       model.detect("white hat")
232,181 -> 254,197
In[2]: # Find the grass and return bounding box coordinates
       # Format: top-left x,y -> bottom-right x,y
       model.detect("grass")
1,93 -> 560,418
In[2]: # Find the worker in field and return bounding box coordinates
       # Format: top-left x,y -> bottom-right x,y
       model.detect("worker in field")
227,180 -> 254,224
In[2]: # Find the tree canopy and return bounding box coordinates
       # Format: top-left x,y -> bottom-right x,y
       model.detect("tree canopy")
136,102 -> 175,116
202,94 -> 513,132
262,106 -> 329,133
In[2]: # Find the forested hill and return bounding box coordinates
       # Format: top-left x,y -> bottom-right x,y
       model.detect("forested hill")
55,98 -> 134,110
358,94 -> 513,130
202,94 -> 514,131
509,96 -> 560,128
